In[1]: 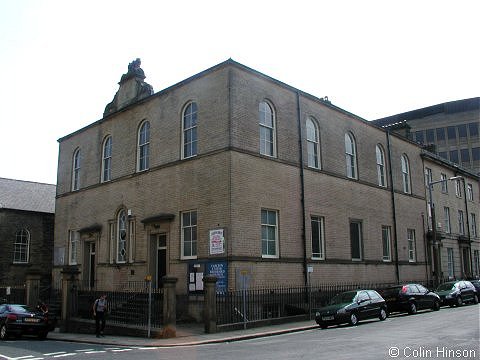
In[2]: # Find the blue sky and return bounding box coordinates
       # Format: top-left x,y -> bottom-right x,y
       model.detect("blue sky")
1,0 -> 478,184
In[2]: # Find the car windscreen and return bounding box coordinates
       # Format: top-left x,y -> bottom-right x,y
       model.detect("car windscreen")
7,305 -> 31,313
330,291 -> 357,305
436,282 -> 456,291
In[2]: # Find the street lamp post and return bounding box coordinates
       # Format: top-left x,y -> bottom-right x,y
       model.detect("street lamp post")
428,176 -> 462,287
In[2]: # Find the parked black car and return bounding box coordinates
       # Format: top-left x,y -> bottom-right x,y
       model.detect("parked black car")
379,283 -> 441,314
469,279 -> 480,294
0,304 -> 50,340
314,290 -> 388,329
435,280 -> 478,307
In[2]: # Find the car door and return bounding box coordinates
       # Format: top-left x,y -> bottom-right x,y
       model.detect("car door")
356,291 -> 372,320
461,282 -> 474,302
367,290 -> 383,316
416,284 -> 431,309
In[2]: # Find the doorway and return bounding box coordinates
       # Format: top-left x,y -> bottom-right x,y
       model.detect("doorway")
87,242 -> 95,288
156,233 -> 167,288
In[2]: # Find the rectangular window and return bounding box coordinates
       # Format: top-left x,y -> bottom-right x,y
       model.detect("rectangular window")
460,149 -> 470,163
13,230 -> 30,264
382,226 -> 392,261
181,210 -> 197,259
262,209 -> 279,258
414,131 -> 424,144
458,210 -> 465,235
69,230 -> 79,265
444,207 -> 451,233
311,216 -> 325,260
407,229 -> 416,262
473,147 -> 480,161
438,151 -> 448,160
441,173 -> 448,193
425,168 -> 433,188
455,179 -> 462,197
458,124 -> 467,139
449,150 -> 459,163
471,213 -> 477,238
447,248 -> 454,278
426,129 -> 435,143
350,221 -> 363,261
447,126 -> 456,140
467,184 -> 473,201
469,122 -> 479,138
436,128 -> 445,141
474,250 -> 480,277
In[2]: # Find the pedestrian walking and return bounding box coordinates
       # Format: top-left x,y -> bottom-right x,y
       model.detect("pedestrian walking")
92,294 -> 108,337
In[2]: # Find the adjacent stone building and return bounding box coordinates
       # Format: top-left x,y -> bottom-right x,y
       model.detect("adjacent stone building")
53,59 -> 479,294
0,178 -> 56,288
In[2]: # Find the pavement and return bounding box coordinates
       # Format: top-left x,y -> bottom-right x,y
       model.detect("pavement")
47,320 -> 319,347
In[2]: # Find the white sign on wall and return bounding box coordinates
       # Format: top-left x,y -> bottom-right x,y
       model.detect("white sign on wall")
209,229 -> 225,255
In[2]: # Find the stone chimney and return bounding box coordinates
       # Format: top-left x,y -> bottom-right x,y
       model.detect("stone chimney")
104,58 -> 154,116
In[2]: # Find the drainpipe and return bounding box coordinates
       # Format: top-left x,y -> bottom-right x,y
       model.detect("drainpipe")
386,131 -> 400,284
296,91 -> 308,289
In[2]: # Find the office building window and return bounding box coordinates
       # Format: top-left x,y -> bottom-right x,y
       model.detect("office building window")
458,210 -> 465,235
382,226 -> 391,261
468,122 -> 479,138
259,101 -> 276,157
181,210 -> 197,259
350,221 -> 363,261
345,132 -> 358,179
311,216 -> 325,260
182,102 -> 198,158
407,229 -> 416,262
306,117 -> 320,169
426,129 -> 435,143
458,124 -> 467,139
401,154 -> 411,194
460,149 -> 470,163
414,131 -> 424,144
13,229 -> 30,264
137,121 -> 150,171
376,145 -> 386,187
447,126 -> 456,140
449,150 -> 459,163
262,209 -> 279,258
101,136 -> 112,182
436,128 -> 445,141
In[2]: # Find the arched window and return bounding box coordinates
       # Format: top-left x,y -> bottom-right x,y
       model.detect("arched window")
376,144 -> 386,187
137,121 -> 150,171
306,117 -> 320,169
401,154 -> 411,193
182,102 -> 198,158
101,136 -> 112,182
345,133 -> 357,179
259,101 -> 276,157
72,148 -> 81,191
13,229 -> 30,263
117,210 -> 127,263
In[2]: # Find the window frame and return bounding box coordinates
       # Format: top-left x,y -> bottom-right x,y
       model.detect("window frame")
401,154 -> 411,194
350,220 -> 363,261
137,120 -> 150,172
13,228 -> 30,264
116,209 -> 128,263
376,144 -> 387,187
440,173 -> 448,193
382,226 -> 392,262
68,230 -> 79,265
181,210 -> 198,260
182,102 -> 198,159
345,132 -> 358,179
455,179 -> 462,198
444,207 -> 451,234
101,135 -> 112,182
407,229 -> 416,262
259,101 -> 276,157
311,216 -> 325,260
72,148 -> 81,191
458,210 -> 465,235
467,183 -> 473,201
470,213 -> 477,237
447,247 -> 454,278
306,117 -> 321,169
261,209 -> 279,258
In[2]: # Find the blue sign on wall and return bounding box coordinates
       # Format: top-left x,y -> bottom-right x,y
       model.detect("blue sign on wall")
206,261 -> 228,294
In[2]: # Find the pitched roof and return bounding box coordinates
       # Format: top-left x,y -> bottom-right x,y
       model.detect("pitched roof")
0,178 -> 56,213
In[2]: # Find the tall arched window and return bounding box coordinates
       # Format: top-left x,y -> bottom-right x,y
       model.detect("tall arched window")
101,136 -> 112,182
182,102 -> 198,159
137,121 -> 150,171
376,144 -> 386,187
259,101 -> 276,157
13,229 -> 30,263
306,117 -> 320,168
401,154 -> 411,193
117,210 -> 127,263
345,133 -> 357,179
72,148 -> 81,191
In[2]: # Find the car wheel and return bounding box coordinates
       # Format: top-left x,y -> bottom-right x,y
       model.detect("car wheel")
38,332 -> 48,340
473,295 -> 479,305
432,300 -> 440,311
349,313 -> 358,326
320,323 -> 328,329
379,308 -> 387,321
0,324 -> 8,340
456,296 -> 463,307
408,302 -> 417,315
